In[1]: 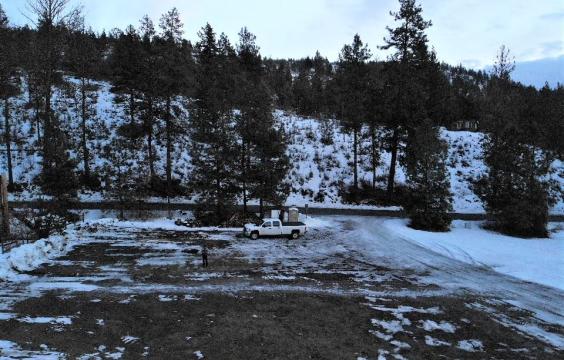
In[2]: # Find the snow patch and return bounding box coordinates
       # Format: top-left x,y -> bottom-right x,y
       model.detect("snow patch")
18,316 -> 72,325
0,340 -> 65,359
424,335 -> 451,347
420,320 -> 456,333
457,339 -> 484,352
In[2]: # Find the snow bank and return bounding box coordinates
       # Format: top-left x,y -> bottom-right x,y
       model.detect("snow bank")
381,219 -> 564,291
0,340 -> 65,359
85,218 -> 241,232
0,230 -> 78,282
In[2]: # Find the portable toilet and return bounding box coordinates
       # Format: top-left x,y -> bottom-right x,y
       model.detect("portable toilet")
271,209 -> 280,220
288,207 -> 299,223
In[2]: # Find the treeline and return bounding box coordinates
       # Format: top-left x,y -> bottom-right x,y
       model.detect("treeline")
0,0 -> 288,225
0,0 -> 561,235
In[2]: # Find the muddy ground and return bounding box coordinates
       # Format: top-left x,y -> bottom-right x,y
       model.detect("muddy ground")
0,219 -> 562,359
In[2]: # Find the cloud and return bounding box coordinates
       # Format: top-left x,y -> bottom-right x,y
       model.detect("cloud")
541,41 -> 564,57
461,59 -> 482,69
540,11 -> 564,21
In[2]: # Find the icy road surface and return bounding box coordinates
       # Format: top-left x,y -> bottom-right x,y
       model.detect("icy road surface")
0,216 -> 562,359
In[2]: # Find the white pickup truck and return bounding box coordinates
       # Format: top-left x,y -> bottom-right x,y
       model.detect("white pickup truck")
244,218 -> 307,240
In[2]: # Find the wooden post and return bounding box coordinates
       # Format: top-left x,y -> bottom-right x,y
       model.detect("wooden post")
0,174 -> 9,239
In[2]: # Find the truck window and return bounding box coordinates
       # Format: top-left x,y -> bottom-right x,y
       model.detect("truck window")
273,221 -> 281,227
263,221 -> 272,228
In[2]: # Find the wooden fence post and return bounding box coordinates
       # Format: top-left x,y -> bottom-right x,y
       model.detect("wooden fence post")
1,174 -> 9,239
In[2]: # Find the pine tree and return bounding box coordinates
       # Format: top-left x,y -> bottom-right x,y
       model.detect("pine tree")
475,46 -> 554,237
138,14 -> 159,178
236,27 -> 289,216
111,25 -> 143,130
310,51 -> 330,116
381,0 -> 432,200
269,61 -> 293,109
235,27 -> 258,214
28,0 -> 79,197
0,4 -> 6,28
189,24 -> 239,224
0,5 -> 20,188
404,119 -> 452,231
336,34 -> 371,200
102,137 -> 141,220
65,16 -> 101,186
157,8 -> 190,198
365,62 -> 387,190
292,67 -> 313,115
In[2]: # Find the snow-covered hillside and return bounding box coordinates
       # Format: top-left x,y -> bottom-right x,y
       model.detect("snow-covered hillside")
1,78 -> 563,214
278,111 -> 563,214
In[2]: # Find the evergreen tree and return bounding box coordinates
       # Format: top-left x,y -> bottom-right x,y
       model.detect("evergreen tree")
28,0 -> 79,197
475,46 -> 554,237
336,34 -> 371,200
310,51 -> 330,116
111,25 -> 143,130
404,119 -> 452,231
157,8 -> 190,198
292,67 -> 313,115
236,27 -> 289,216
138,14 -> 159,178
0,5 -> 20,188
189,24 -> 239,224
363,62 -> 387,190
381,0 -> 432,200
102,137 -> 141,220
269,60 -> 293,109
65,16 -> 101,186
39,117 -> 79,198
0,4 -> 6,28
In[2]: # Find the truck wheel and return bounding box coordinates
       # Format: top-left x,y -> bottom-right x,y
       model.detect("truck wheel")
291,231 -> 299,240
251,232 -> 259,240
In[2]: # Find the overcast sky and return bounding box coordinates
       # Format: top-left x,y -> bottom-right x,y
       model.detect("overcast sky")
3,0 -> 564,68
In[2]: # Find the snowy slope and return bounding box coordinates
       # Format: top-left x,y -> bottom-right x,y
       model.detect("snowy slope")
0,78 -> 562,214
278,111 -> 563,214
380,219 -> 564,291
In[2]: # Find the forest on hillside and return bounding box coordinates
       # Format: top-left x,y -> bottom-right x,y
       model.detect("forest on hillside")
0,0 -> 562,236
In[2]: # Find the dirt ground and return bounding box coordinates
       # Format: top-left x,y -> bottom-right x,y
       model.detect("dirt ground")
0,219 -> 562,359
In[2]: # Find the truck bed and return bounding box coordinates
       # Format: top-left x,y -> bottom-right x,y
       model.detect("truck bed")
282,222 -> 306,226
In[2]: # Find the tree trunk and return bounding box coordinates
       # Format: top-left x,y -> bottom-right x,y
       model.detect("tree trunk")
147,97 -> 155,178
129,93 -> 135,126
165,97 -> 172,197
3,98 -> 13,187
44,86 -> 52,144
80,81 -> 90,178
35,107 -> 42,143
215,156 -> 221,222
42,85 -> 52,168
371,126 -> 377,190
353,127 -> 358,200
241,140 -> 247,214
387,127 -> 399,200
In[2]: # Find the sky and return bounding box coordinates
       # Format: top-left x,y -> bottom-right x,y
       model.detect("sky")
2,0 -> 564,69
